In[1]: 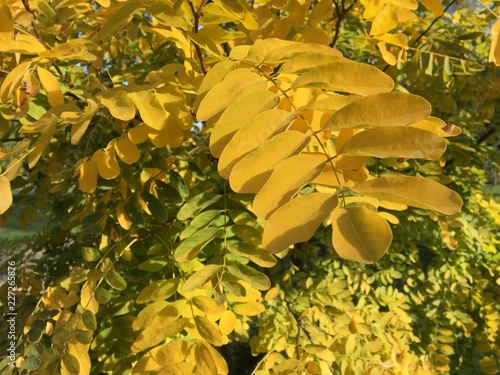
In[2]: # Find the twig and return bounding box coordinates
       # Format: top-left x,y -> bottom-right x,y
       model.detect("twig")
1,137 -> 27,143
382,0 -> 458,72
330,0 -> 355,48
188,0 -> 207,74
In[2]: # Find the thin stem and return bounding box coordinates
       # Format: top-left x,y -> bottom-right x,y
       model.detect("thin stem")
475,0 -> 499,18
188,0 -> 207,74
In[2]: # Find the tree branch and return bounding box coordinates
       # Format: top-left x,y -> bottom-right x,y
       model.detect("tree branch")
188,0 -> 207,74
330,0 -> 355,48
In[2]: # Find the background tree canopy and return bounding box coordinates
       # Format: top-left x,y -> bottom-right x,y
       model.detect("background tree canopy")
0,0 -> 499,374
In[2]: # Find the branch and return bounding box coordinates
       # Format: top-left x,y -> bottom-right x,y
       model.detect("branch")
1,137 -> 27,143
382,0 -> 457,72
330,0 -> 355,48
477,126 -> 497,144
188,0 -> 207,74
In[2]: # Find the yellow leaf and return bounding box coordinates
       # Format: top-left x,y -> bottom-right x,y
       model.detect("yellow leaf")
114,136 -> 140,164
219,310 -> 236,335
0,60 -> 31,103
133,301 -> 169,330
377,33 -> 408,49
324,92 -> 431,130
0,4 -> 14,45
67,341 -> 90,375
191,296 -> 225,315
338,126 -> 447,159
230,131 -> 310,193
128,91 -> 167,130
262,193 -> 338,254
210,90 -> 279,158
331,206 -> 392,263
370,5 -> 399,36
0,175 -> 13,214
37,66 -> 64,106
377,41 -> 397,66
137,278 -> 180,304
227,263 -> 271,291
99,90 -> 136,121
197,69 -> 267,121
154,340 -> 191,366
194,342 -> 217,375
128,124 -> 149,144
92,148 -> 120,180
293,62 -> 394,96
420,0 -> 444,16
194,316 -> 228,346
232,302 -> 265,316
252,154 -> 326,219
279,53 -> 347,74
78,158 -> 98,193
61,351 -> 80,375
489,19 -> 500,66
352,176 -> 463,215
183,265 -> 223,292
218,109 -> 296,178
70,99 -> 99,145
203,341 -> 229,374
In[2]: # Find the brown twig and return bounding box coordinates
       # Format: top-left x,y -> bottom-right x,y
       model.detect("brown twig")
330,0 -> 355,48
188,0 -> 207,74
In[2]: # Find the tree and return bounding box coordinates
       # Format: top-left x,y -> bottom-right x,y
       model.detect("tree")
0,0 -> 499,374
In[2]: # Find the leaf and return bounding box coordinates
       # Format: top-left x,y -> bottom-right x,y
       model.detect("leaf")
61,352 -> 80,375
227,263 -> 270,290
154,340 -> 191,366
114,136 -> 141,164
489,19 -> 500,66
252,154 -> 326,220
218,109 -> 297,179
226,241 -> 276,268
195,342 -> 218,374
0,60 -> 31,103
370,5 -> 398,36
324,92 -> 431,130
192,296 -> 225,315
99,90 -> 136,121
92,148 -> 120,180
78,158 -> 98,193
81,247 -> 100,262
105,269 -> 127,290
197,69 -> 267,121
177,192 -> 221,220
0,175 -> 13,214
232,302 -> 265,316
181,210 -> 221,240
97,2 -> 138,40
194,315 -> 227,346
330,206 -> 392,264
229,131 -> 310,193
82,310 -> 97,331
421,0 -> 444,16
209,90 -> 279,158
279,53 -> 347,74
219,310 -> 236,335
174,227 -> 222,262
352,176 -> 463,215
128,90 -> 167,130
183,265 -> 223,292
37,66 -> 64,106
262,193 -> 338,254
124,202 -> 145,227
339,126 -> 447,159
141,192 -> 167,223
293,62 -> 394,96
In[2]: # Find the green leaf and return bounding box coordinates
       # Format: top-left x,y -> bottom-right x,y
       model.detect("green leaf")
124,202 -> 145,227
81,247 -> 101,262
262,193 -> 338,254
105,269 -> 127,290
293,62 -> 394,96
183,265 -> 223,292
181,210 -> 221,240
352,176 -> 463,215
324,92 -> 432,130
142,192 -> 167,223
156,180 -> 183,205
229,131 -> 310,193
61,352 -> 80,375
192,296 -> 225,314
169,171 -> 189,198
227,263 -> 270,291
338,126 -> 447,159
137,279 -> 180,304
253,154 -> 326,220
177,192 -> 221,221
138,258 -> 169,272
174,227 -> 222,262
20,356 -> 41,371
226,241 -> 276,268
82,310 -> 97,331
331,206 -> 393,264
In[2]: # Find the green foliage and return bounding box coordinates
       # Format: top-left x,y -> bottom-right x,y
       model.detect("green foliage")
0,0 -> 499,374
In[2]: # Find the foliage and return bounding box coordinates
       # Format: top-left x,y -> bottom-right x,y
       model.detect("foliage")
0,0 -> 499,374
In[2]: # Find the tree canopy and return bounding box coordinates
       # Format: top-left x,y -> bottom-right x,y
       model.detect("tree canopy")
0,0 -> 499,374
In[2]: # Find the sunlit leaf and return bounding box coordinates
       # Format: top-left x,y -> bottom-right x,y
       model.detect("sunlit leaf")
324,92 -> 431,130
194,315 -> 227,346
331,206 -> 393,264
0,175 -> 13,214
37,66 -> 64,106
227,263 -> 270,290
183,265 -> 223,292
174,228 -> 222,262
352,176 -> 463,215
262,193 -> 338,253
